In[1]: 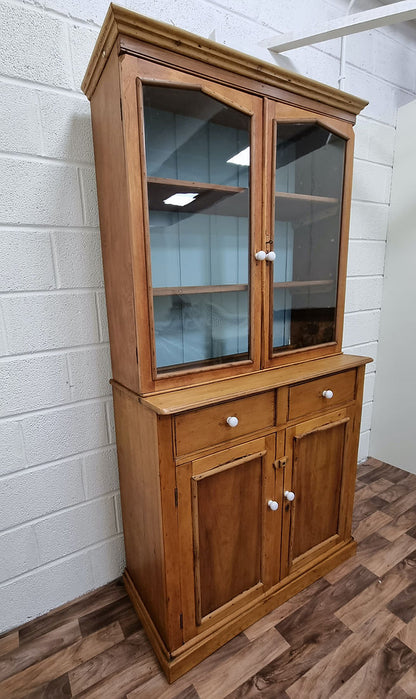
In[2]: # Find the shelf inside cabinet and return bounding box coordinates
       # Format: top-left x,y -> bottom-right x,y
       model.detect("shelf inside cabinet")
147,177 -> 248,217
275,191 -> 338,223
153,284 -> 248,296
273,280 -> 334,290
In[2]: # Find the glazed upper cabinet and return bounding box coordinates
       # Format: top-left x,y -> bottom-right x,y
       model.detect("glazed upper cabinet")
133,64 -> 354,390
87,47 -> 358,394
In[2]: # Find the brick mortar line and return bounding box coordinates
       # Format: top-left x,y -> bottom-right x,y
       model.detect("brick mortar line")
4,0 -> 102,30
0,394 -> 112,423
0,73 -> 86,97
0,288 -> 104,297
0,150 -> 94,168
0,341 -> 109,361
0,491 -> 121,535
0,532 -> 124,590
0,443 -> 117,481
0,224 -> 99,232
353,157 -> 393,170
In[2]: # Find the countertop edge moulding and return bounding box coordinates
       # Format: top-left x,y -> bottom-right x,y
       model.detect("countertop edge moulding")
81,2 -> 369,116
136,353 -> 372,414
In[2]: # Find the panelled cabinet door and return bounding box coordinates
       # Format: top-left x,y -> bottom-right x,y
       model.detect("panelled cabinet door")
121,57 -> 263,392
176,436 -> 280,640
262,101 -> 355,369
281,408 -> 355,578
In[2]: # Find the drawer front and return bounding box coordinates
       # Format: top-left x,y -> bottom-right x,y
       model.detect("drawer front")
288,370 -> 356,421
175,392 -> 275,456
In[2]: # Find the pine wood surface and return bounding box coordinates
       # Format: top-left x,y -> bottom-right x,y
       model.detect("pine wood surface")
139,354 -> 371,415
81,5 -> 368,119
2,457 -> 416,698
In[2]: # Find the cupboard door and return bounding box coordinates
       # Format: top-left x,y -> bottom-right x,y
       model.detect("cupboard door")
177,436 -> 279,639
124,58 -> 263,391
263,102 -> 355,368
281,409 -> 354,578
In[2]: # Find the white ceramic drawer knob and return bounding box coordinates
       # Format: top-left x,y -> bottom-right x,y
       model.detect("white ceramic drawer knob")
268,500 -> 279,511
255,250 -> 266,261
284,491 -> 295,502
322,389 -> 334,399
226,416 -> 239,427
265,251 -> 276,262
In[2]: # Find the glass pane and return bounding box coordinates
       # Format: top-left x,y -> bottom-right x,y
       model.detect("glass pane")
142,85 -> 251,373
272,122 -> 346,353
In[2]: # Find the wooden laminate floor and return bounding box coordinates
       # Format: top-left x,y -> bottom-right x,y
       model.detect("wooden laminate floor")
1,457 -> 416,698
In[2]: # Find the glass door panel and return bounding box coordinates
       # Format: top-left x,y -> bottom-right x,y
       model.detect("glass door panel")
142,85 -> 251,374
271,122 -> 346,354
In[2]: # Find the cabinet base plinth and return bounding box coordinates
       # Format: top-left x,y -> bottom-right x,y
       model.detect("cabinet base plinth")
123,539 -> 356,683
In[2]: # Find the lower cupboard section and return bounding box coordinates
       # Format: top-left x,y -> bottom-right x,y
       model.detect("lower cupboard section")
123,538 -> 356,683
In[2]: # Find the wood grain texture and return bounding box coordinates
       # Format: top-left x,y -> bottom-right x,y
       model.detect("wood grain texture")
89,46 -> 140,393
81,5 -> 367,117
174,392 -> 275,455
111,385 -> 169,645
3,458 -> 416,698
288,369 -> 355,421
141,354 -> 371,415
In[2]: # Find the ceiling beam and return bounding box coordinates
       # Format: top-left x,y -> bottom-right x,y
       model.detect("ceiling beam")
260,0 -> 416,52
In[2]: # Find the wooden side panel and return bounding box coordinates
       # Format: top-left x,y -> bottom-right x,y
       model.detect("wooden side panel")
90,47 -> 139,392
112,385 -> 168,643
291,419 -> 347,559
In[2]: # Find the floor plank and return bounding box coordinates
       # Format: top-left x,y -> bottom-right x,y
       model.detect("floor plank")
397,664 -> 416,695
352,510 -> 393,543
285,610 -> 404,698
0,622 -> 124,699
2,457 -> 416,698
0,631 -> 19,658
68,630 -> 147,695
0,619 -> 81,682
331,636 -> 416,698
194,628 -> 288,699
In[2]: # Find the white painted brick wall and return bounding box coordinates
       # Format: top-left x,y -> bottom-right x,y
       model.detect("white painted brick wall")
1,0 -> 416,633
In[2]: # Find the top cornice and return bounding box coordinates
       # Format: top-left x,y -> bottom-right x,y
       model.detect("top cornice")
81,3 -> 368,115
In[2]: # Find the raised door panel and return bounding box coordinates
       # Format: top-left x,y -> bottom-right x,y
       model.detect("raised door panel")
176,436 -> 279,640
119,55 -> 263,392
262,101 -> 355,369
281,408 -> 354,578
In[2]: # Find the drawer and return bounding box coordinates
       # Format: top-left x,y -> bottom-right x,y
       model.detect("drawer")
175,392 -> 275,456
288,370 -> 356,421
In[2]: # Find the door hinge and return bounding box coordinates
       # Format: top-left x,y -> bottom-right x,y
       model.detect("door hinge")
179,612 -> 183,629
120,98 -> 123,121
274,457 -> 287,469
174,487 -> 178,507
135,346 -> 138,364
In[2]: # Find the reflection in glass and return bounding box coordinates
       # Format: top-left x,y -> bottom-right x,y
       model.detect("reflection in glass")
142,85 -> 251,372
272,123 -> 346,353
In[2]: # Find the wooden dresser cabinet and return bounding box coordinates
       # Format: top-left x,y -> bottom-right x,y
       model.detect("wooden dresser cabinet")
82,5 -> 371,681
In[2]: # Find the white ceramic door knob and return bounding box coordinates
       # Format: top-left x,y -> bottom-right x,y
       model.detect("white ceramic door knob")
284,491 -> 295,502
226,416 -> 239,427
265,251 -> 276,261
322,389 -> 334,399
268,500 -> 279,511
255,250 -> 266,261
